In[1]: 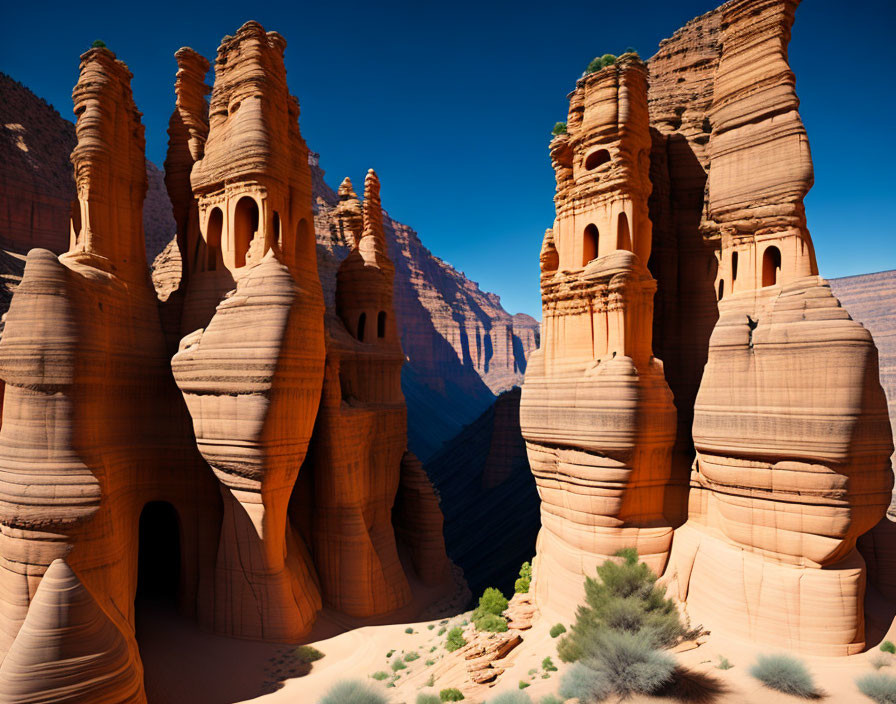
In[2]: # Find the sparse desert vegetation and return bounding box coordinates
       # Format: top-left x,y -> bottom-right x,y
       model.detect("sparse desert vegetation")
749,654 -> 819,698
319,679 -> 388,704
857,672 -> 896,703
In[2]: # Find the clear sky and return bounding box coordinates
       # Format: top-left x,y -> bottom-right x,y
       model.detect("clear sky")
2,0 -> 893,318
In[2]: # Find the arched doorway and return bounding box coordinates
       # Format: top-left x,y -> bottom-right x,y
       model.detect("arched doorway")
583,224 -> 598,265
206,207 -> 223,272
616,212 -> 631,251
136,501 -> 181,605
234,196 -> 259,268
762,246 -> 781,287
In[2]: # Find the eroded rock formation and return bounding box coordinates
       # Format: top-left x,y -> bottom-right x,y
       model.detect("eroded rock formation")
522,0 -> 894,656
521,55 -> 677,613
0,21 -> 460,700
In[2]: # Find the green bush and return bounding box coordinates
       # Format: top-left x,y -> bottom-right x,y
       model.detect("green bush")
91,39 -> 107,48
488,693 -> 532,704
518,680 -> 530,689
438,627 -> 446,636
319,679 -> 388,704
475,613 -> 508,633
417,695 -> 442,704
557,549 -> 692,662
404,651 -> 420,662
391,659 -> 407,672
542,656 -> 557,672
295,645 -> 325,663
857,673 -> 896,703
551,122 -> 567,137
370,671 -> 388,681
386,650 -> 395,658
428,624 -> 435,630
406,627 -> 415,634
473,588 -> 508,620
717,655 -> 733,670
749,654 -> 818,698
549,623 -> 566,638
539,697 -> 563,704
515,562 -> 532,593
585,629 -> 674,698
883,641 -> 896,654
445,627 -> 466,652
425,659 -> 435,666
559,662 -> 613,702
585,53 -> 617,75
440,688 -> 465,701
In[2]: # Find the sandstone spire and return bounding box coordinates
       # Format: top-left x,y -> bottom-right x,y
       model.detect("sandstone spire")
520,55 -> 676,615
333,176 -> 362,247
171,20 -> 327,640
66,46 -> 147,278
0,560 -> 142,704
661,0 -> 894,656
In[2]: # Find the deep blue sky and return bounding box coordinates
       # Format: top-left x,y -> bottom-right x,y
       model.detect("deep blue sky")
2,0 -> 893,318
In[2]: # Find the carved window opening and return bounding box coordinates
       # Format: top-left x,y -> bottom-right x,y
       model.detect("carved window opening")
718,278 -> 724,301
357,312 -> 367,341
731,251 -> 739,282
762,246 -> 781,287
206,207 -> 223,272
616,212 -> 631,251
296,217 -> 310,254
136,501 -> 180,605
273,211 -> 281,247
377,311 -> 386,338
583,224 -> 598,265
70,200 -> 82,242
234,196 -> 259,268
585,149 -> 611,171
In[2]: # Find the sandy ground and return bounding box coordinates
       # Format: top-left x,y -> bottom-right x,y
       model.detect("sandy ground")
138,582 -> 896,703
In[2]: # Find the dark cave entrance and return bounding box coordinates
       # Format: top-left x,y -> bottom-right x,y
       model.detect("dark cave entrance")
136,501 -> 181,605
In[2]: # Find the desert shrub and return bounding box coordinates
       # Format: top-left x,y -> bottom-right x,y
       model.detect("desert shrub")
386,649 -> 395,658
391,659 -> 407,672
406,627 -> 415,634
475,613 -> 508,633
518,680 -> 530,689
515,562 -> 533,593
559,662 -> 613,702
542,656 -> 557,672
319,679 -> 388,704
585,53 -> 617,74
549,623 -> 566,638
417,695 -> 441,704
551,122 -> 567,137
585,629 -> 674,698
473,588 -> 508,620
557,549 -> 691,662
405,651 -> 420,662
440,688 -> 465,701
883,641 -> 896,654
749,654 -> 818,698
438,627 -> 446,636
426,674 -> 435,687
445,627 -> 466,652
539,697 -> 563,704
370,671 -> 388,680
717,655 -> 733,670
91,39 -> 107,48
857,673 -> 896,703
873,653 -> 893,670
295,645 -> 325,663
428,624 -> 435,630
489,693 -> 532,704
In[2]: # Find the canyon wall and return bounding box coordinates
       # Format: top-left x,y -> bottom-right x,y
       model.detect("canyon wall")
522,0 -> 894,656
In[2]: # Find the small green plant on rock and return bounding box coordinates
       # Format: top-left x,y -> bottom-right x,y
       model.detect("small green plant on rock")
440,688 -> 465,701
717,655 -> 733,670
518,680 -> 530,689
473,587 -> 509,632
370,671 -> 388,681
549,623 -> 566,638
585,53 -> 617,75
391,659 -> 407,672
515,562 -> 532,593
857,672 -> 896,703
749,654 -> 819,698
295,645 -> 324,663
475,613 -> 508,633
542,656 -> 557,672
91,39 -> 107,48
551,122 -> 567,137
445,627 -> 466,652
319,679 -> 388,704
438,627 -> 446,636
405,627 -> 415,634
882,641 -> 896,654
405,651 -> 420,662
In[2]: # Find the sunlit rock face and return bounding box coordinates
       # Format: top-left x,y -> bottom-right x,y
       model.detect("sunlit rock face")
662,0 -> 893,656
520,56 -> 677,615
523,0 -> 894,656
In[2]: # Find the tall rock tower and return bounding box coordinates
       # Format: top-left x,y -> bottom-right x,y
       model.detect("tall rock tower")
520,55 -> 676,614
662,0 -> 894,655
171,21 -> 327,640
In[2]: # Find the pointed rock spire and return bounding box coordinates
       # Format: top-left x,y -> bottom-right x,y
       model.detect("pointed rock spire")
0,559 -> 143,703
359,169 -> 392,275
334,177 -> 362,248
